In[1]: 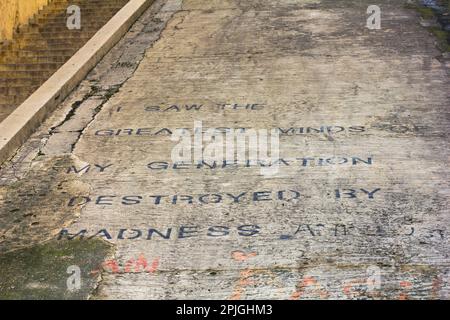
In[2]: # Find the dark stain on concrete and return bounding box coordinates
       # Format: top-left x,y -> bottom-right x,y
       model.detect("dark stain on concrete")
0,239 -> 113,300
0,156 -> 90,253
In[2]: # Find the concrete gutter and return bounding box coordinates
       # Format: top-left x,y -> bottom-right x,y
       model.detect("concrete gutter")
0,0 -> 154,165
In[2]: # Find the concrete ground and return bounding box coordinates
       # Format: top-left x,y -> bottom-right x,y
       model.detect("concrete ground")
0,0 -> 449,299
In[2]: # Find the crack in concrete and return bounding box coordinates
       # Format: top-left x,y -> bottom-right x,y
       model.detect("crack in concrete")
38,0 -> 184,158
70,86 -> 120,154
1,0 -> 185,177
52,0 -> 185,299
0,0 -> 185,299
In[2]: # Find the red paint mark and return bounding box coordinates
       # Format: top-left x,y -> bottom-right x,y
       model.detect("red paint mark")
101,255 -> 160,274
125,255 -> 160,273
102,259 -> 120,274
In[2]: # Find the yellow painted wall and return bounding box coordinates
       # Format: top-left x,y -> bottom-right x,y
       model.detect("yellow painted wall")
0,0 -> 50,41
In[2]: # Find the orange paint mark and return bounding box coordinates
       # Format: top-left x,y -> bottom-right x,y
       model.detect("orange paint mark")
230,269 -> 256,300
398,281 -> 412,300
290,275 -> 329,300
231,251 -> 257,261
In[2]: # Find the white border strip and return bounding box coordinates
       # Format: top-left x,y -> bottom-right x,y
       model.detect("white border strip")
0,0 -> 154,165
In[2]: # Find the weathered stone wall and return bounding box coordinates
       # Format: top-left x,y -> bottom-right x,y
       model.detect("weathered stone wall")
0,0 -> 50,41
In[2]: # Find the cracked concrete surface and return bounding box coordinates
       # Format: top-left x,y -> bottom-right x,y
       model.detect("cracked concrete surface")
0,0 -> 450,299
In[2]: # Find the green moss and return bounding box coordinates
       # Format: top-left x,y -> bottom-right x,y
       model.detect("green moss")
430,27 -> 450,51
406,1 -> 450,52
417,7 -> 436,19
0,239 -> 114,300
